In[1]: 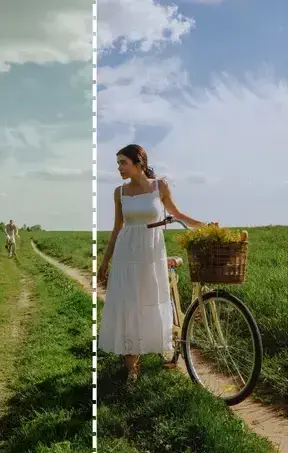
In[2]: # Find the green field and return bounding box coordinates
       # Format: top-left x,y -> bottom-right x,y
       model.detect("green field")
32,231 -> 92,271
34,227 -> 288,406
97,337 -> 274,453
27,227 -> 287,452
0,232 -> 91,452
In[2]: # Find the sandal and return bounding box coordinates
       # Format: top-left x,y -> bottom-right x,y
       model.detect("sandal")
127,370 -> 138,384
126,363 -> 139,384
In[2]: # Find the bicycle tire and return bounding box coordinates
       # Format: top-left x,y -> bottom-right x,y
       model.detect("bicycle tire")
181,289 -> 263,406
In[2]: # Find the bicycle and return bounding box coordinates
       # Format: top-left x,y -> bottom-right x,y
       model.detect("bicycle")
6,236 -> 15,258
147,216 -> 263,406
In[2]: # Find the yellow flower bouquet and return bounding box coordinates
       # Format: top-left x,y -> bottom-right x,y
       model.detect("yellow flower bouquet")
174,225 -> 248,284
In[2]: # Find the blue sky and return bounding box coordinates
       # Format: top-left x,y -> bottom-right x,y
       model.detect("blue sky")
179,0 -> 288,82
0,1 -> 287,230
98,0 -> 288,230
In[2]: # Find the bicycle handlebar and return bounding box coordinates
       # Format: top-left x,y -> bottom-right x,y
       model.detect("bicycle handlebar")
147,216 -> 219,230
147,216 -> 190,230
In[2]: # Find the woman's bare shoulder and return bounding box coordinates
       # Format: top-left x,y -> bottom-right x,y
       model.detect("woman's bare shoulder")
158,177 -> 170,194
114,185 -> 122,200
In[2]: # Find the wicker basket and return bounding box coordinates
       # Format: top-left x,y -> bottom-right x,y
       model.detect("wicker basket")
187,240 -> 248,284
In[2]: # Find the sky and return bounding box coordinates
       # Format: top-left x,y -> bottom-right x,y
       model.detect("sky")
98,0 -> 288,231
0,1 -> 287,231
0,0 -> 91,230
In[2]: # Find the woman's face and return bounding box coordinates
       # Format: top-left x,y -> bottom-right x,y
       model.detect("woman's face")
117,154 -> 139,180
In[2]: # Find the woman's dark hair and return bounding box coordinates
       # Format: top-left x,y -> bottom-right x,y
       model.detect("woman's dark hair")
117,144 -> 156,179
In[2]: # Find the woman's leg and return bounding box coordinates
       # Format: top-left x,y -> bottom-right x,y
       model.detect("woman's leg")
124,354 -> 139,378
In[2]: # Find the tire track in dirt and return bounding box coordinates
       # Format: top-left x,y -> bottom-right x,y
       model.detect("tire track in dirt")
31,241 -> 287,453
0,278 -> 35,418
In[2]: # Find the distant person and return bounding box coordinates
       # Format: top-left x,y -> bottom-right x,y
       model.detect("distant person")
97,144 -> 215,383
5,219 -> 19,250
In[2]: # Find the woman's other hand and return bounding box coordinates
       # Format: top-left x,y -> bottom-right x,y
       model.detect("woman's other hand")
97,262 -> 108,287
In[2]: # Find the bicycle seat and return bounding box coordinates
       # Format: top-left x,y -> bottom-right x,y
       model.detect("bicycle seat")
167,256 -> 183,268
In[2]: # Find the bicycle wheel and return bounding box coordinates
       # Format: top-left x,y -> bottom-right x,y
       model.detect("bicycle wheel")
181,289 -> 263,406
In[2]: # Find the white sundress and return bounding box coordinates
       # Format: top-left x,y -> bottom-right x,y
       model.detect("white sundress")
98,179 -> 173,355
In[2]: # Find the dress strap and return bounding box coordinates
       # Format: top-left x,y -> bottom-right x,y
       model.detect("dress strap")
120,185 -> 123,201
154,178 -> 159,193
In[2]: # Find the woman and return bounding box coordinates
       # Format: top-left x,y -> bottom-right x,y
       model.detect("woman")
98,144 -> 209,382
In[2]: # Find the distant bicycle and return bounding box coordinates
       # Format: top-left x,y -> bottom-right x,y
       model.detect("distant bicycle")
6,236 -> 16,258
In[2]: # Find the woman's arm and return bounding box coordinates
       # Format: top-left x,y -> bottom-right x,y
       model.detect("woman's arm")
159,179 -> 206,228
101,186 -> 124,266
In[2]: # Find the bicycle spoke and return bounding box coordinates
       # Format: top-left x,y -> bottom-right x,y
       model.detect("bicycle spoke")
184,295 -> 259,401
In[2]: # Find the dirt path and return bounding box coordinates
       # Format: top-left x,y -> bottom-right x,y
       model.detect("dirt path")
0,278 -> 35,418
31,242 -> 288,453
31,240 -> 108,300
177,356 -> 287,452
31,241 -> 92,294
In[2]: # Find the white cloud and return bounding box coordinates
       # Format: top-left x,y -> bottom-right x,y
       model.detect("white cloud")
98,62 -> 288,228
184,0 -> 225,4
98,171 -> 121,184
0,120 -> 92,164
0,121 -> 58,164
158,72 -> 288,181
0,0 -> 193,71
186,172 -> 220,185
98,0 -> 194,54
70,63 -> 91,102
15,168 -> 91,182
0,127 -> 91,229
97,167 -> 177,186
99,62 -> 288,183
0,0 -> 91,71
99,56 -> 187,91
98,57 -> 187,125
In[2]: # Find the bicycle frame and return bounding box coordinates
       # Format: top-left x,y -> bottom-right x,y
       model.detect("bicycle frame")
148,216 -> 262,405
163,217 -> 228,350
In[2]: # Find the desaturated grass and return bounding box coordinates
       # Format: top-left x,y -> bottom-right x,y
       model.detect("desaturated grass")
0,235 -> 91,453
0,232 -> 23,406
0,232 -> 22,321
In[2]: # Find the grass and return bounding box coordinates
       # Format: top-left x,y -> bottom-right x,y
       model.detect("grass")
34,227 -> 288,406
0,234 -> 91,452
27,228 -> 286,451
166,226 -> 288,406
0,233 -> 23,406
97,301 -> 275,453
32,231 -> 92,271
